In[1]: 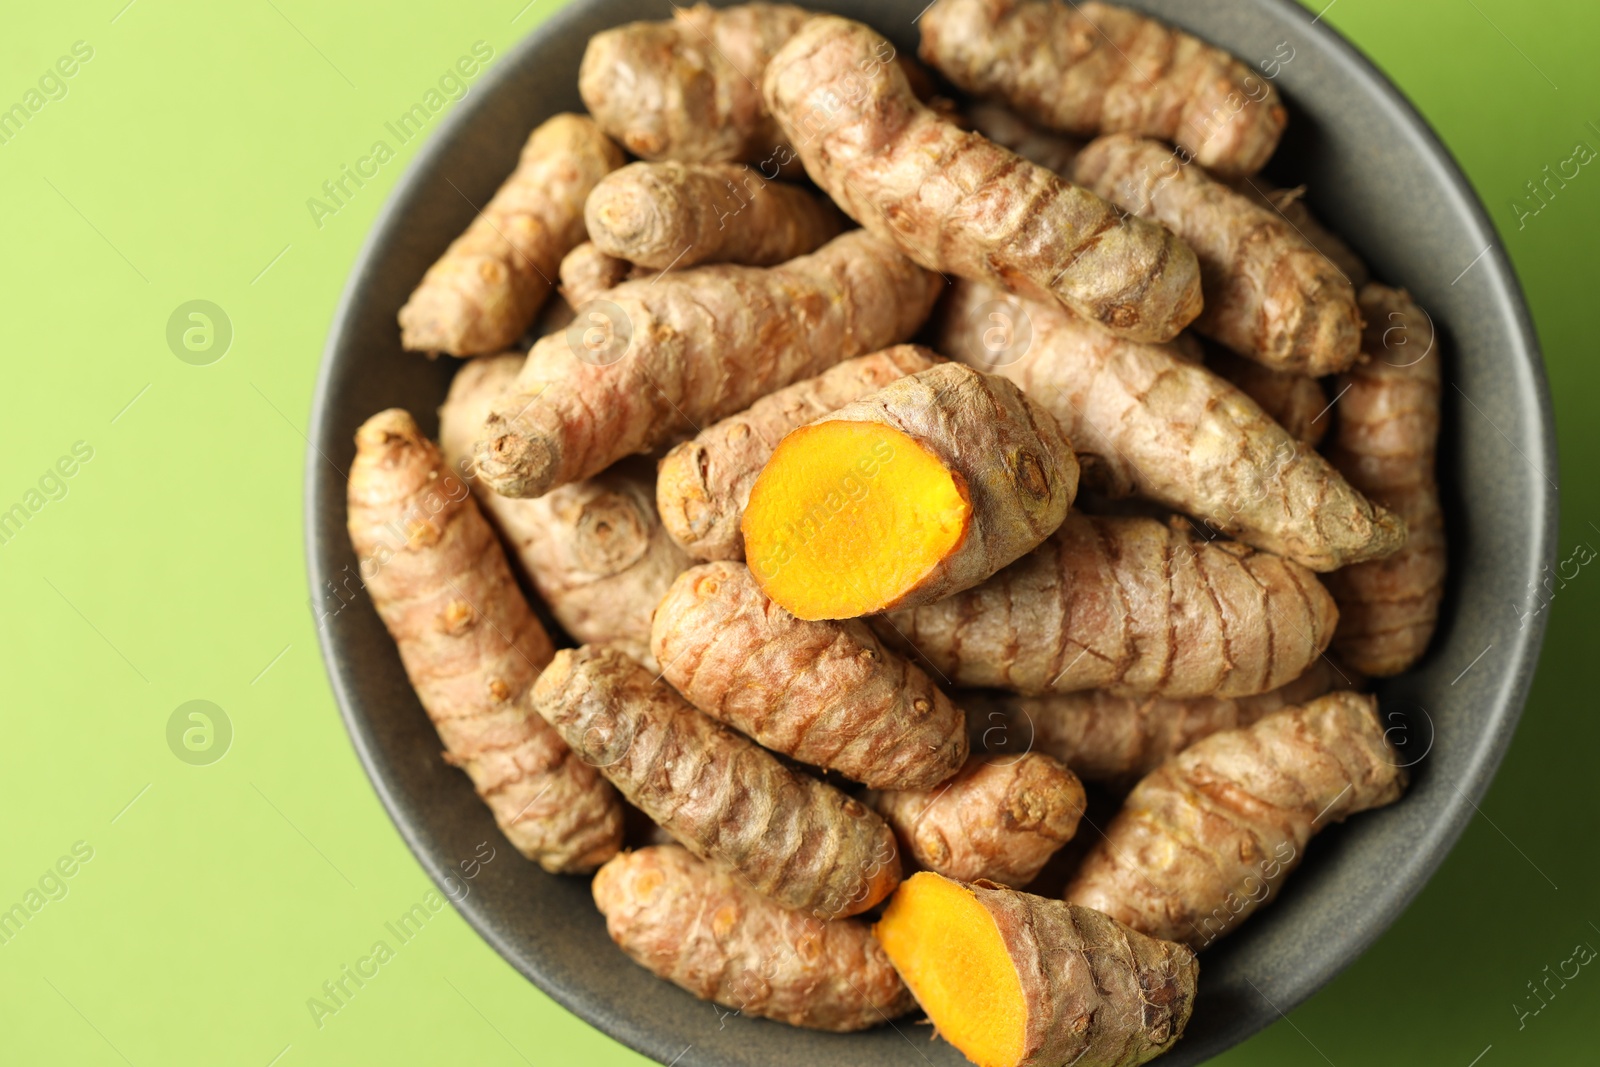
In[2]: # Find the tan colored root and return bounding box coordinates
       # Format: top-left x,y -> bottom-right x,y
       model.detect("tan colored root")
586,162 -> 846,270
762,16 -> 1202,344
579,3 -> 810,165
964,102 -> 1082,174
651,562 -> 968,790
1232,181 -> 1370,288
866,754 -> 1085,887
877,511 -> 1338,699
967,657 -> 1353,784
1066,692 -> 1407,948
398,114 -> 623,356
593,845 -> 915,1031
1074,134 -> 1360,375
558,242 -> 654,309
1324,285 -> 1447,675
346,409 -> 621,872
919,0 -> 1285,178
656,346 -> 943,561
533,645 -> 902,919
874,873 -> 1197,1067
935,278 -> 1406,571
475,230 -> 941,499
1207,347 -> 1330,448
438,356 -> 690,670
744,362 -> 1078,618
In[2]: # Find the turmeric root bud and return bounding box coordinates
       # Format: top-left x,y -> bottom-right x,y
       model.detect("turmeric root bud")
743,363 -> 1078,620
874,873 -> 1197,1067
866,753 -> 1085,887
594,845 -> 915,1031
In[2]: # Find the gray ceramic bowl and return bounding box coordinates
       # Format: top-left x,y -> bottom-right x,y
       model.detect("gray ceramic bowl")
307,1 -> 1557,1063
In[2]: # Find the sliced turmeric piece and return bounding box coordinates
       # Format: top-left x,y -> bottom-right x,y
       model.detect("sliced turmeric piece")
876,512 -> 1338,699
762,15 -> 1202,343
935,278 -> 1406,571
919,0 -> 1286,178
593,845 -> 915,1031
398,114 -> 623,356
874,873 -> 1197,1067
742,363 -> 1078,620
865,753 -> 1086,887
1073,133 -> 1361,376
1066,691 -> 1407,948
656,345 -> 943,561
474,230 -> 941,499
651,561 -> 968,790
532,645 -> 901,919
585,161 -> 845,269
347,409 -> 622,872
437,355 -> 690,670
1324,285 -> 1447,675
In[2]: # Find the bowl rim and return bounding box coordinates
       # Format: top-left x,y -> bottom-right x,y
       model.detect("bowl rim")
305,0 -> 1558,1062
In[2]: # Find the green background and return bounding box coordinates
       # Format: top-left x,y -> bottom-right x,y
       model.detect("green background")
0,0 -> 1594,1063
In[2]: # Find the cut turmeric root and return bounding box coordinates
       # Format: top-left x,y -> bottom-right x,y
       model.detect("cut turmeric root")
1065,692 -> 1407,948
656,345 -> 943,561
866,753 -> 1085,887
874,873 -> 1197,1067
593,845 -> 915,1031
743,363 -> 1078,620
398,114 -> 623,356
347,409 -> 623,872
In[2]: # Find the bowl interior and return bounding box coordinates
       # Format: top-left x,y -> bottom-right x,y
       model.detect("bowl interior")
307,1 -> 1556,1063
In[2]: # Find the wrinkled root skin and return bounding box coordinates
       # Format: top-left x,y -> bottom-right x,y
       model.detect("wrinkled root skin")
347,409 -> 622,873
763,16 -> 1203,344
594,845 -> 915,1031
1066,692 -> 1407,948
533,645 -> 902,919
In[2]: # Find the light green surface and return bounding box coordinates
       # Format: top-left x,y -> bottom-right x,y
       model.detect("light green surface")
0,1 -> 1594,1064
